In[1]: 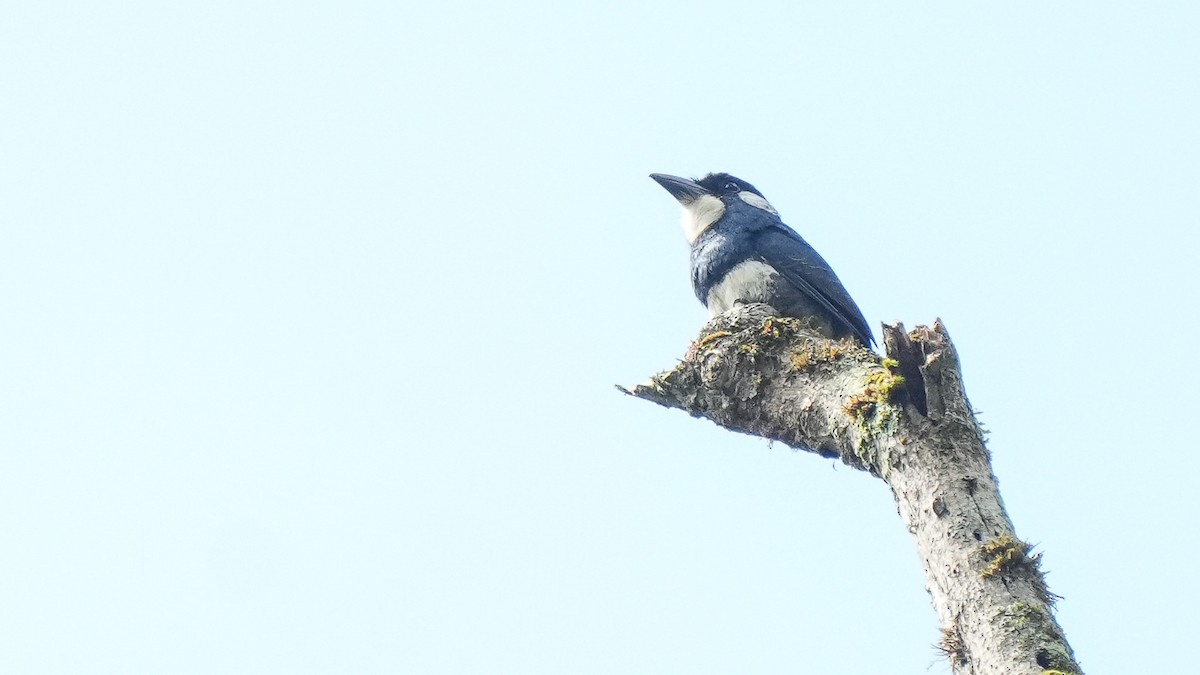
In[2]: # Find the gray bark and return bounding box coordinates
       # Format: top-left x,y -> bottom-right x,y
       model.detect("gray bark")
621,304 -> 1080,675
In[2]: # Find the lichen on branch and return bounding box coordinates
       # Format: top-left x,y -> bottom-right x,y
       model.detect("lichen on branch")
620,303 -> 1082,675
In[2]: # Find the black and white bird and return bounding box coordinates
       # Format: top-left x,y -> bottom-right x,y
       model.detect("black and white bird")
650,172 -> 873,346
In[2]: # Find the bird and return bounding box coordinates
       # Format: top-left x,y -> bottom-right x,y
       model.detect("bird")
650,172 -> 874,347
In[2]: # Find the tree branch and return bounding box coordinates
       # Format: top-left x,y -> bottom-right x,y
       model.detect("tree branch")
622,304 -> 1081,675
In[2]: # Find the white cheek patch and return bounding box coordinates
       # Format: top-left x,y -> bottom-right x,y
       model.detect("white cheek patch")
738,191 -> 778,215
680,194 -> 725,244
706,260 -> 777,316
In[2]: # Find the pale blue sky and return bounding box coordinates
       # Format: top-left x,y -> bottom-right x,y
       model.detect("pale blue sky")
3,2 -> 1198,673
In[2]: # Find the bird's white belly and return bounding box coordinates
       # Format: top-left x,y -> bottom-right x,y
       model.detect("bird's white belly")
706,260 -> 777,316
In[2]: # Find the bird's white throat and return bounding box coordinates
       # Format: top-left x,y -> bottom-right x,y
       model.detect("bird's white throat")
681,192 -> 777,244
680,194 -> 725,244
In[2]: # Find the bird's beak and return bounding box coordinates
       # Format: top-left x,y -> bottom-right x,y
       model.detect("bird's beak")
650,173 -> 711,205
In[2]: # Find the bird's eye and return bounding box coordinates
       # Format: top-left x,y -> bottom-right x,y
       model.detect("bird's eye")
723,182 -> 739,192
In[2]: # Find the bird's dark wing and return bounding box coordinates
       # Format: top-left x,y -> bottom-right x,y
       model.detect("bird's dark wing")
754,224 -> 874,346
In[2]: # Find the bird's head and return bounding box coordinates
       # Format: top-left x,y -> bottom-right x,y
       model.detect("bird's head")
650,172 -> 779,244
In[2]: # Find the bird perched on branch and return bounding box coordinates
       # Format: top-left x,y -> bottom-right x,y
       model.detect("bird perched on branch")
650,172 -> 874,347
